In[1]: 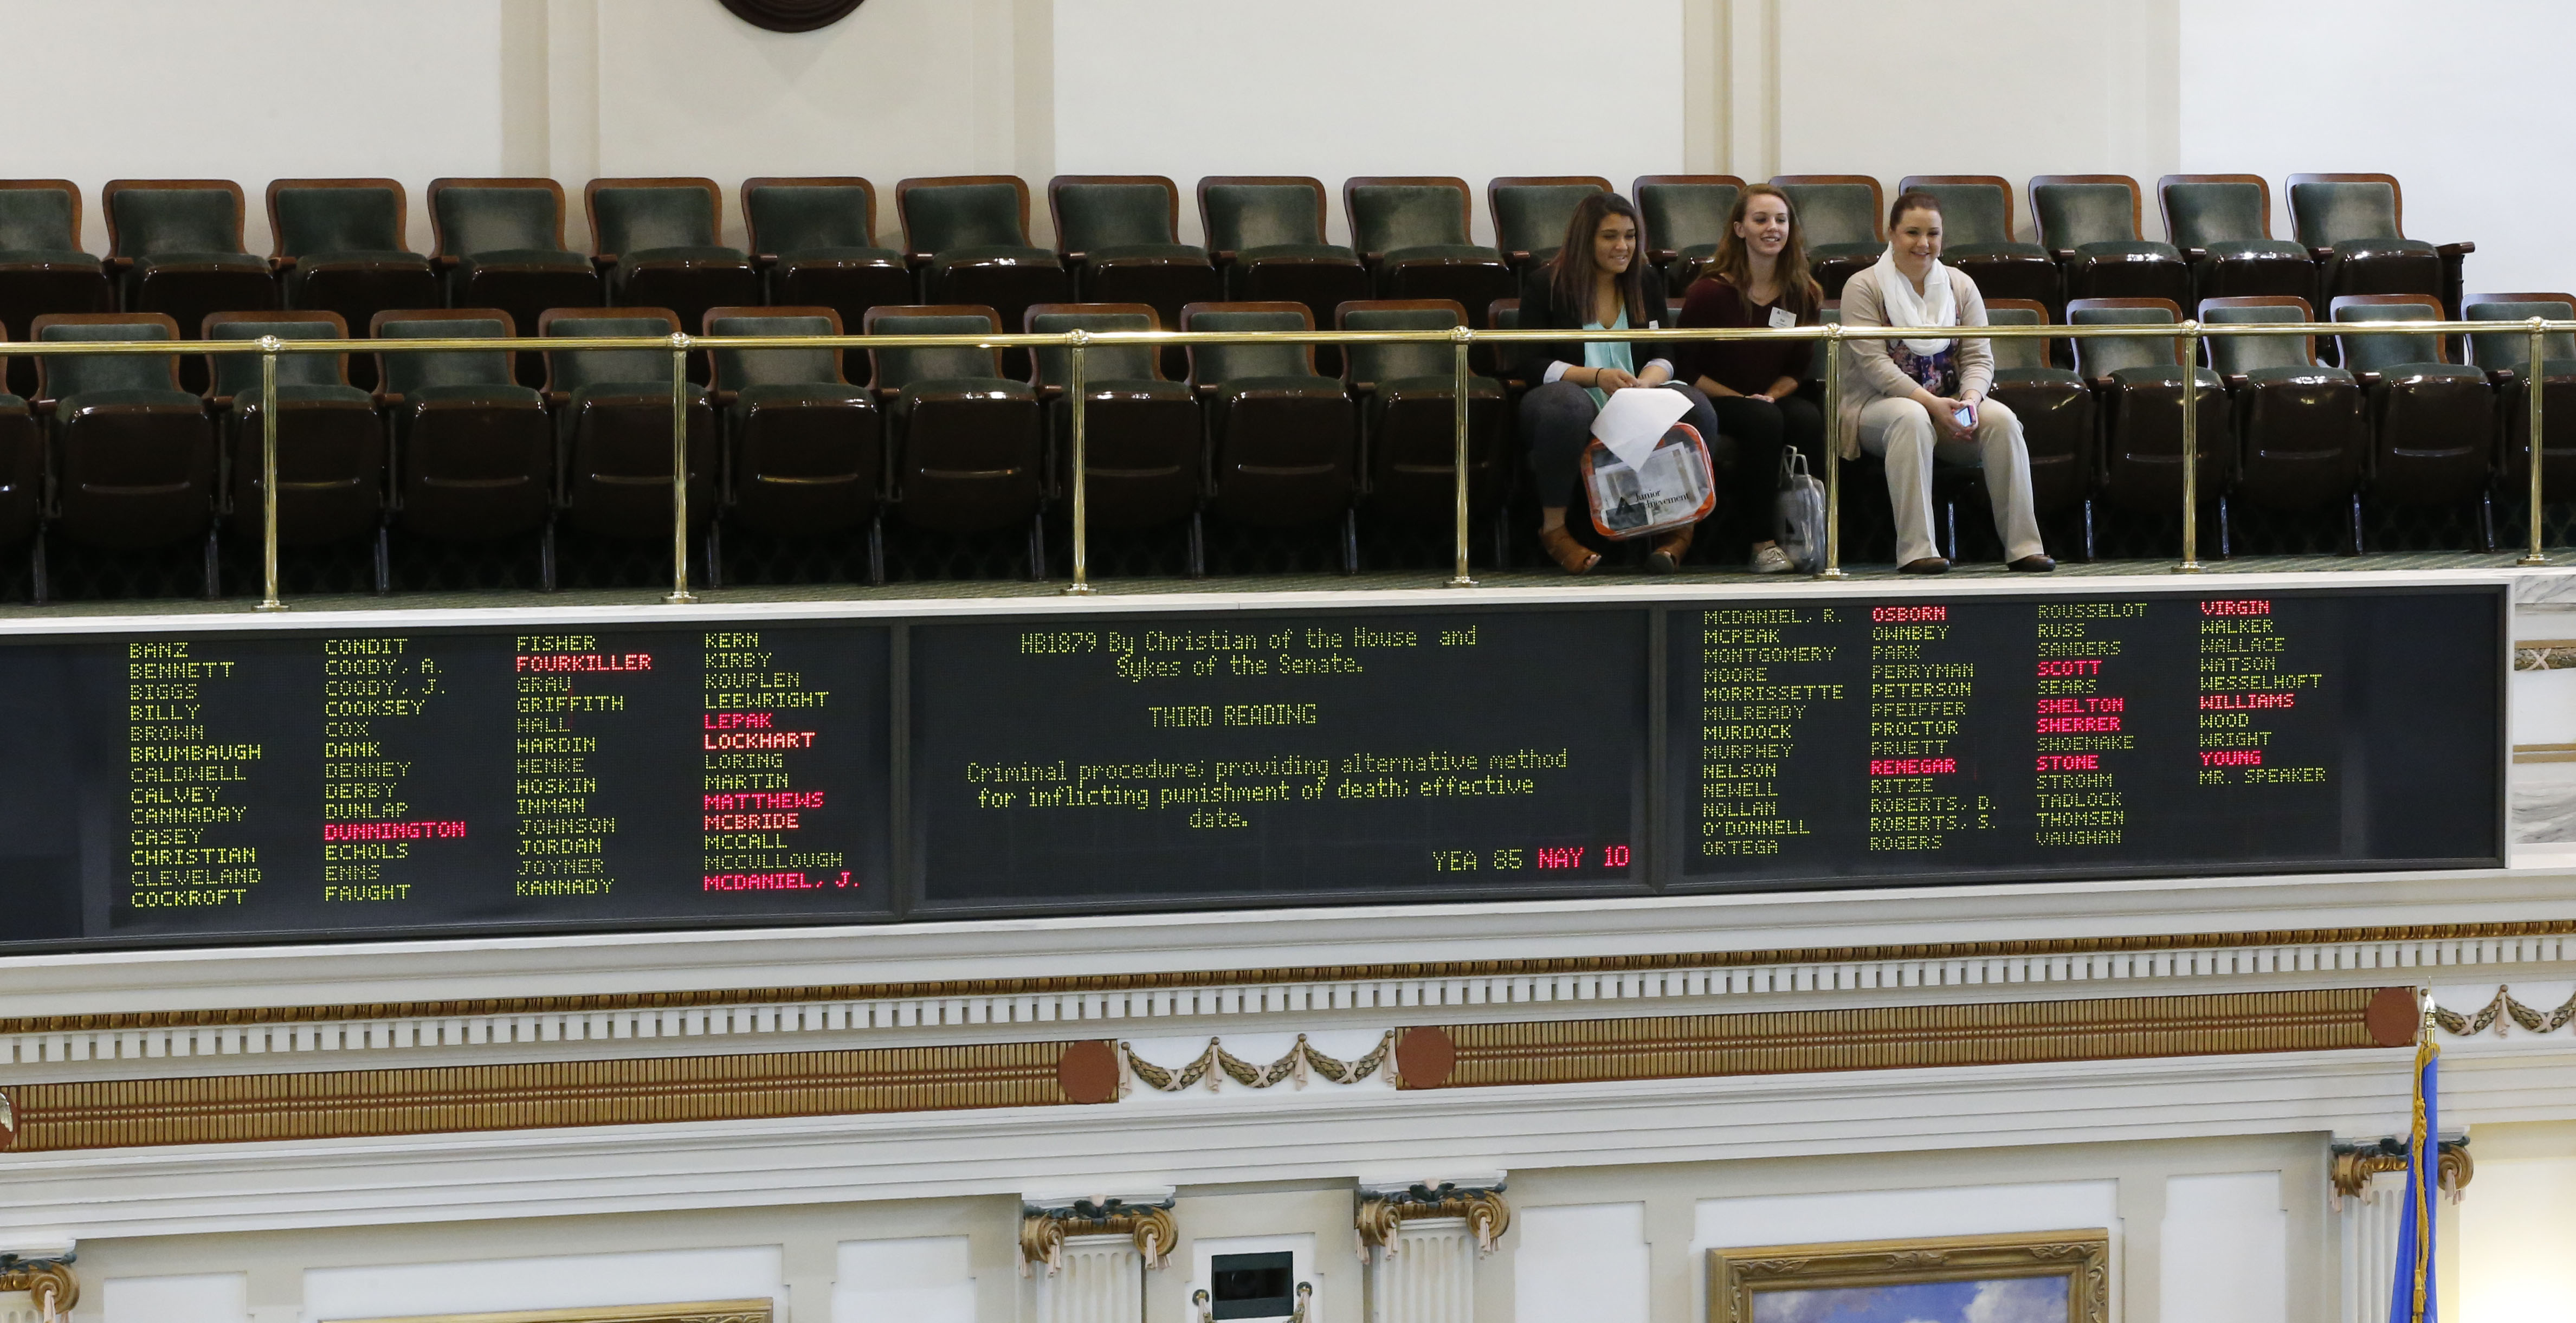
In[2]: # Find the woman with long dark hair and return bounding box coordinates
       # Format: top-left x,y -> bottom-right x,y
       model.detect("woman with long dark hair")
1516,191 -> 1723,575
1677,184 -> 1826,572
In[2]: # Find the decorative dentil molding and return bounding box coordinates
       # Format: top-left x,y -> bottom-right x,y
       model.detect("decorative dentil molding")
1019,1199 -> 1178,1276
1122,1032 -> 1395,1094
0,1254 -> 76,1323
1354,1184 -> 1510,1263
13,928 -> 2564,1073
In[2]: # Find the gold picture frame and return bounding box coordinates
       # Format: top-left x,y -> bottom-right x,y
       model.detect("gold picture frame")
325,1301 -> 772,1323
1706,1229 -> 2108,1323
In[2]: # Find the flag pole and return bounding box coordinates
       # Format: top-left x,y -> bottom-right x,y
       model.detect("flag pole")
2409,996 -> 2439,1323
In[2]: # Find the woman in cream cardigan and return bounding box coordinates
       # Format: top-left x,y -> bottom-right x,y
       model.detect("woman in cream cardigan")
1837,190 -> 2053,573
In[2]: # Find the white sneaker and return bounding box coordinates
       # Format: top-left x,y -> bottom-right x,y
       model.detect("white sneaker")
1748,543 -> 1793,574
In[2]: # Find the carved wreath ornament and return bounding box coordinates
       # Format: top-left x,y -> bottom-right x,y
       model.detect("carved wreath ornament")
1122,1031 -> 1394,1093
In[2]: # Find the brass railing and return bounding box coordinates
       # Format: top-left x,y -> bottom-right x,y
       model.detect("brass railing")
10,316 -> 2564,610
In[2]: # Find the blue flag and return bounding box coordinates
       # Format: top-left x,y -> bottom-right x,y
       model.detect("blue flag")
2387,1038 -> 2439,1323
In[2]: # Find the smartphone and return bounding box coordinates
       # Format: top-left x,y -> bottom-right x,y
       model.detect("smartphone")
1951,404 -> 1977,429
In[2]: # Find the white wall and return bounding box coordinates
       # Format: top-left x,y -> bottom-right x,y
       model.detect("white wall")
2161,1172 -> 2288,1323
1513,1204 -> 1648,1323
300,1245 -> 785,1320
0,0 -> 506,257
1773,0 -> 2181,241
100,1273 -> 247,1323
2460,1155 -> 2576,1323
1051,0 -> 1684,248
835,1237 -> 978,1323
2179,0 -> 2572,294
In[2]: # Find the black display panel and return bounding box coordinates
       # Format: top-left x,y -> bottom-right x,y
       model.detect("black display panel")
0,583 -> 2506,954
908,608 -> 1649,911
0,623 -> 894,946
1667,586 -> 2502,886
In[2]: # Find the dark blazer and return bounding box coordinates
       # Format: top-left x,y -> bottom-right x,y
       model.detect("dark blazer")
1514,261 -> 1674,384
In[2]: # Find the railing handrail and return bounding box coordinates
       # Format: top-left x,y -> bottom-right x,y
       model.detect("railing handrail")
3,318 -> 2566,356
25,314 -> 2559,609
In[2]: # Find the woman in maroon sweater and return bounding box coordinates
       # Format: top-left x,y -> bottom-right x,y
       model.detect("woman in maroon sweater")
1677,184 -> 1827,572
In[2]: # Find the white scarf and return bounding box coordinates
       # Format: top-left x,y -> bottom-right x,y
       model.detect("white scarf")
1872,246 -> 1956,356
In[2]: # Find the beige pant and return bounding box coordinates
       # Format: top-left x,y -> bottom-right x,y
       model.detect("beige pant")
1857,396 -> 2046,565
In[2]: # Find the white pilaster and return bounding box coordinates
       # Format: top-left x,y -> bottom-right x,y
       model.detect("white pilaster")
2338,1169 -> 2407,1323
1370,1219 -> 1474,1323
1037,1233 -> 1143,1323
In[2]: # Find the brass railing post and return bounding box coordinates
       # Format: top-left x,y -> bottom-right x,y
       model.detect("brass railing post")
1448,326 -> 1476,588
1818,324 -> 1846,578
666,334 -> 696,604
255,338 -> 285,611
1063,332 -> 1095,595
2178,320 -> 2204,573
2524,317 -> 2550,566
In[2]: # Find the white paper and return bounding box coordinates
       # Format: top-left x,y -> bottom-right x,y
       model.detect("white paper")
1767,306 -> 1797,330
1590,386 -> 1694,470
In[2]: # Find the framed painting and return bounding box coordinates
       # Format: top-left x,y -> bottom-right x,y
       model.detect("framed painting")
326,1302 -> 772,1323
1706,1230 -> 2108,1323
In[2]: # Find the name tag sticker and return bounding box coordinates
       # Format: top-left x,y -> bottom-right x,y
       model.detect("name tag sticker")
1767,306 -> 1797,330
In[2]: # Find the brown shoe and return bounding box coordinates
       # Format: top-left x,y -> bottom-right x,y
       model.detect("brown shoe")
1897,556 -> 1950,574
1540,525 -> 1600,575
1646,524 -> 1695,574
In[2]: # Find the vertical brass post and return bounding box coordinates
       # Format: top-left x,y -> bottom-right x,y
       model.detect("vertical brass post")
1817,325 -> 1846,578
666,335 -> 696,603
1448,328 -> 1475,587
2523,317 -> 2550,566
255,339 -> 285,611
1063,333 -> 1095,595
2178,320 -> 2203,573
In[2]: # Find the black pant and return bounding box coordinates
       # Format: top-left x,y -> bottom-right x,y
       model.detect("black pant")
1706,393 -> 1824,538
1520,379 -> 1727,513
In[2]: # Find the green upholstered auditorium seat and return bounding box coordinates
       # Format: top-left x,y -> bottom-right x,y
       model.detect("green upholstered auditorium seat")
2291,174 -> 2469,317
1048,178 -> 1219,378
2029,175 -> 2188,315
371,308 -> 555,559
1181,301 -> 1355,556
1025,303 -> 1201,560
1632,175 -> 1744,291
1487,177 -> 1609,275
102,180 -> 277,393
703,307 -> 883,571
583,179 -> 760,371
538,308 -> 716,542
863,305 -> 1044,567
1899,175 -> 2058,313
2330,293 -> 2495,546
894,178 -> 1070,380
2156,175 -> 2315,308
2067,298 -> 2230,532
1979,299 -> 2093,549
740,178 -> 910,359
2467,293 -> 2576,505
0,181 -> 109,398
427,178 -> 604,383
1196,177 -> 1371,376
1342,178 -> 1514,327
2199,295 -> 2366,545
0,326 -> 39,582
266,179 -> 438,392
1334,300 -> 1504,538
1769,176 -> 1882,299
200,312 -> 385,572
31,312 -> 217,581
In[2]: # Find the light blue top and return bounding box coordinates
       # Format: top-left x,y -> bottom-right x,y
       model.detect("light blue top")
1581,307 -> 1633,409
